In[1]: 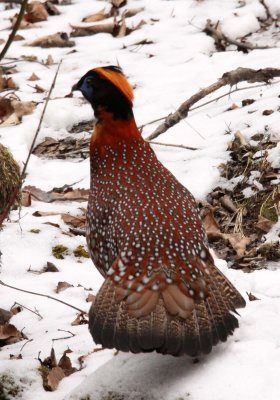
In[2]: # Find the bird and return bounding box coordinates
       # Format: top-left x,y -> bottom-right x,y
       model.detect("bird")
72,66 -> 246,357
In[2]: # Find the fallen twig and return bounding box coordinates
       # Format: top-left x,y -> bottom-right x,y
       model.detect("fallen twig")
147,140 -> 199,151
203,19 -> 273,53
11,301 -> 43,320
259,0 -> 273,21
0,280 -> 87,314
0,0 -> 24,3
20,338 -> 34,352
146,67 -> 280,141
52,329 -> 75,342
0,0 -> 28,62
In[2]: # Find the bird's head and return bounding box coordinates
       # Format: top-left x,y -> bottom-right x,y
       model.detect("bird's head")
72,66 -> 134,120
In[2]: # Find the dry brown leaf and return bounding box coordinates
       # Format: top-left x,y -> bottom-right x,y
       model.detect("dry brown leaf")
14,34 -> 25,41
234,130 -> 249,147
10,354 -> 23,359
10,306 -> 22,316
0,97 -> 14,122
86,293 -> 95,303
61,213 -> 86,228
220,194 -> 237,213
71,313 -> 88,326
44,1 -> 60,16
27,72 -> 40,81
56,281 -> 73,293
45,54 -> 54,65
26,1 -> 49,23
70,22 -> 117,37
21,192 -> 32,207
82,8 -> 109,23
23,185 -> 89,203
242,99 -> 255,107
29,32 -> 75,48
44,221 -> 60,228
201,207 -> 221,236
111,0 -> 126,7
246,292 -> 260,301
0,324 -> 22,340
0,113 -> 19,126
46,367 -> 65,391
224,233 -> 254,258
0,76 -> 18,92
10,14 -> 32,29
263,109 -> 274,116
11,99 -> 36,118
255,215 -> 275,233
31,84 -> 46,93
226,103 -> 239,111
33,137 -> 59,155
33,210 -> 60,217
1,97 -> 36,126
58,350 -> 77,376
44,262 -> 59,272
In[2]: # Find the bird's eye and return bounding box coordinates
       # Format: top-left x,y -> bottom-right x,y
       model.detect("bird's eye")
85,77 -> 94,85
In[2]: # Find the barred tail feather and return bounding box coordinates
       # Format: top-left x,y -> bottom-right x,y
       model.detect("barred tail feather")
89,272 -> 245,356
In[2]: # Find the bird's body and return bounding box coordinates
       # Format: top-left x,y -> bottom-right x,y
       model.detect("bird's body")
73,66 -> 245,356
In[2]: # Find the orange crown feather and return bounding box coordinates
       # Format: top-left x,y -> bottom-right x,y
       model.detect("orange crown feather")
94,67 -> 134,104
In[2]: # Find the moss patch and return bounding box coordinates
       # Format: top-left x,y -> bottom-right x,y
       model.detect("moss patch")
30,229 -> 40,234
52,245 -> 68,259
73,245 -> 89,258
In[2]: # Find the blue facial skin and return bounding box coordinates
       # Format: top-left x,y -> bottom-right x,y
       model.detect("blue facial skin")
79,78 -> 94,102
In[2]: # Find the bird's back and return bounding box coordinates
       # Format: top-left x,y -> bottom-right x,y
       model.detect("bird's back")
73,66 -> 246,357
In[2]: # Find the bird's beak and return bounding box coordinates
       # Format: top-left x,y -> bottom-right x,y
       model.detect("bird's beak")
71,83 -> 80,92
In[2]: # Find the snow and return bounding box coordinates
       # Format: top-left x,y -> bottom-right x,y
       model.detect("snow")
0,0 -> 280,399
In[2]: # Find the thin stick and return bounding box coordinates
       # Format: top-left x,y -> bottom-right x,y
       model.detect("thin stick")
11,301 -> 43,320
203,19 -> 273,52
52,329 -> 75,342
21,60 -> 62,179
147,140 -> 199,151
0,280 -> 87,314
0,1 -> 24,4
146,67 -> 280,141
20,339 -> 33,352
0,0 -> 28,62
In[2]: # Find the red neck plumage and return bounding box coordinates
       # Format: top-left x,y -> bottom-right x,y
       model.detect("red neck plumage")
90,109 -> 142,157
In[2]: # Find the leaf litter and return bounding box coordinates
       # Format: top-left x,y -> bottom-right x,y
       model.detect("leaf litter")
200,130 -> 280,271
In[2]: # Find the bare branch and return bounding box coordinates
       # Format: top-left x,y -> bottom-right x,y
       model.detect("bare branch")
147,140 -> 199,151
203,19 -> 273,53
146,67 -> 280,141
20,338 -> 33,352
0,0 -> 24,5
52,329 -> 75,342
0,0 -> 28,62
0,280 -> 87,314
21,60 -> 62,179
11,301 -> 43,320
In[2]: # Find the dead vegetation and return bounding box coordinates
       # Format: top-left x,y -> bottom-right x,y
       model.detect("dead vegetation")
200,131 -> 280,271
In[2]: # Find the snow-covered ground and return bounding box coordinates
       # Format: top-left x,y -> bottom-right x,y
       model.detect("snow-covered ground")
0,0 -> 280,399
